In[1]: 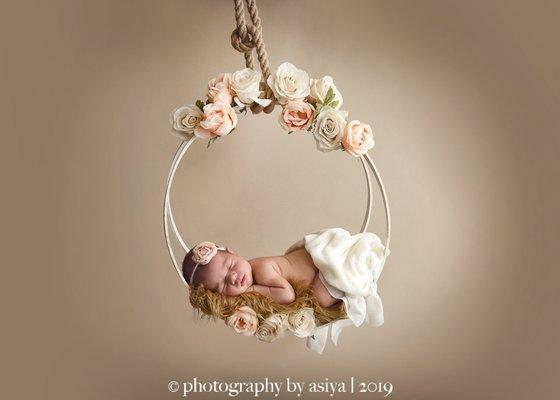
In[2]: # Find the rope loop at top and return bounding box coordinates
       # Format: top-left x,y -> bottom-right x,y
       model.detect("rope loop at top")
231,0 -> 275,114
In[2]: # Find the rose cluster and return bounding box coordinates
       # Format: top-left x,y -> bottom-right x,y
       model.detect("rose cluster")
225,306 -> 317,343
268,62 -> 374,156
171,62 -> 375,156
171,68 -> 271,145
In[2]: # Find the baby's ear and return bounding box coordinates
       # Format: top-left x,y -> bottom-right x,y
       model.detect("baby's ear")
226,247 -> 236,255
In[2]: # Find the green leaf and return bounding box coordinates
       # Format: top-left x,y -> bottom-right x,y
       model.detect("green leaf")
330,100 -> 339,109
323,86 -> 335,105
195,100 -> 205,111
287,131 -> 294,135
307,117 -> 317,132
207,137 -> 218,148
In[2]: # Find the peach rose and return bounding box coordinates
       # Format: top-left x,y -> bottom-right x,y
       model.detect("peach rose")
213,89 -> 233,106
194,102 -> 238,139
341,120 -> 375,157
226,306 -> 259,336
279,100 -> 315,132
191,241 -> 219,265
207,73 -> 233,104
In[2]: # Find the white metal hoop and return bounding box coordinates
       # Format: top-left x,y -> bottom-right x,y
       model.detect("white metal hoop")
163,139 -> 391,288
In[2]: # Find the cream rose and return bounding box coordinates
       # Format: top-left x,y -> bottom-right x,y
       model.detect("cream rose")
255,313 -> 287,343
170,105 -> 204,140
191,241 -> 219,265
342,120 -> 375,157
194,102 -> 238,139
207,73 -> 233,105
286,307 -> 316,338
279,100 -> 315,131
230,68 -> 271,108
313,107 -> 348,152
226,306 -> 259,336
309,76 -> 343,109
267,62 -> 310,105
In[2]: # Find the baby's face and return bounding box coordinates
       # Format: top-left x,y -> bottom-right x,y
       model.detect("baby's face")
197,250 -> 253,296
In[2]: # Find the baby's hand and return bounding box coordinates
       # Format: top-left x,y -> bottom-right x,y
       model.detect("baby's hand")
247,283 -> 295,305
246,257 -> 296,304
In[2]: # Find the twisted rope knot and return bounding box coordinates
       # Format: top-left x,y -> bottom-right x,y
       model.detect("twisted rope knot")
230,25 -> 256,53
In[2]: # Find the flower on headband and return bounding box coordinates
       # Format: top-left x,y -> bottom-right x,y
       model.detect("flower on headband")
192,242 -> 219,265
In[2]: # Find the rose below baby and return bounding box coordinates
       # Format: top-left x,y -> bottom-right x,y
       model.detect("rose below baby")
256,313 -> 288,342
226,306 -> 259,336
286,307 -> 316,338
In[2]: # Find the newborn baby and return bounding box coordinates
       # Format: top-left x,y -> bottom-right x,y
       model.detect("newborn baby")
183,229 -> 388,354
182,241 -> 340,308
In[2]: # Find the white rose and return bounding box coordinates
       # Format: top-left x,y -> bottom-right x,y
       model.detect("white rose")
313,107 -> 348,152
170,105 -> 204,140
255,313 -> 287,343
267,62 -> 310,105
230,68 -> 272,108
286,307 -> 316,338
309,76 -> 343,109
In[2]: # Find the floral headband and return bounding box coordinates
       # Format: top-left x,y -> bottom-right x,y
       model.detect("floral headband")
188,241 -> 229,285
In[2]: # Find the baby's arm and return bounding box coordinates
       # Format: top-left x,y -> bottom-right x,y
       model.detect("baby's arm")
247,260 -> 295,304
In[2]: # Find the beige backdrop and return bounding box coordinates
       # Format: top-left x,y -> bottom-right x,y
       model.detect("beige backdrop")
2,0 -> 559,399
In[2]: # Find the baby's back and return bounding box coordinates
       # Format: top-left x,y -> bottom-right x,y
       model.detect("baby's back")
250,248 -> 340,308
281,247 -> 319,286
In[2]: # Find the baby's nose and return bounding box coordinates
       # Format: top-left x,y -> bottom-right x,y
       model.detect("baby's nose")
229,272 -> 238,285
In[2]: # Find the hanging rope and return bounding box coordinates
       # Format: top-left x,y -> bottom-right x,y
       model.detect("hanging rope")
231,0 -> 275,114
231,0 -> 255,69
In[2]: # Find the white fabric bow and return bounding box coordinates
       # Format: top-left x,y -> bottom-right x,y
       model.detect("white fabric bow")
306,281 -> 384,354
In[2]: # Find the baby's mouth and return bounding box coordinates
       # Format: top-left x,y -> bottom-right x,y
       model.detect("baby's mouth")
240,275 -> 246,286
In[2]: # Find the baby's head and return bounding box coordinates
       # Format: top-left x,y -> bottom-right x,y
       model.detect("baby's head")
182,241 -> 253,296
